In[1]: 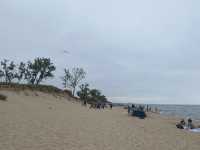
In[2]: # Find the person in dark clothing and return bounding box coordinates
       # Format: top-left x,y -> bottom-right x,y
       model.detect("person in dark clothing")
131,104 -> 135,109
188,118 -> 194,129
83,100 -> 87,106
97,103 -> 100,109
176,119 -> 186,129
102,103 -> 105,109
109,103 -> 113,109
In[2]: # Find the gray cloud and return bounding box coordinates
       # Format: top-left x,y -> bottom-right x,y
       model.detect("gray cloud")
1,0 -> 200,104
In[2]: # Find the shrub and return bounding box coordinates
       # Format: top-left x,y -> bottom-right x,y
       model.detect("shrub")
0,94 -> 7,101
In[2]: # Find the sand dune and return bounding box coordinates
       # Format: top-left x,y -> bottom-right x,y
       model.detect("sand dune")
0,90 -> 200,150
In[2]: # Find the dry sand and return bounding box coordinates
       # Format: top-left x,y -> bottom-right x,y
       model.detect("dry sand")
0,90 -> 200,150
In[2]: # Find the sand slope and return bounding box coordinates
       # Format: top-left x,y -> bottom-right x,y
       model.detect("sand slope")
0,90 -> 200,150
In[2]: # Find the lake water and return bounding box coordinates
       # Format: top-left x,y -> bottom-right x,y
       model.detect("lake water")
115,103 -> 200,121
150,104 -> 200,121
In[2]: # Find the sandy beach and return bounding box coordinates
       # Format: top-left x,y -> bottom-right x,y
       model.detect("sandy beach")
0,90 -> 200,150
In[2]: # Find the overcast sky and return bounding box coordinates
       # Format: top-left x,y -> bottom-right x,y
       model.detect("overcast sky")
1,0 -> 200,104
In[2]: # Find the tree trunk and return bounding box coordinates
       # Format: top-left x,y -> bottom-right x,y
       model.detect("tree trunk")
5,71 -> 8,84
72,88 -> 76,96
36,78 -> 41,85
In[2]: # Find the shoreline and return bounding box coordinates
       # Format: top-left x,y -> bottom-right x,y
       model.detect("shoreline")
116,103 -> 200,122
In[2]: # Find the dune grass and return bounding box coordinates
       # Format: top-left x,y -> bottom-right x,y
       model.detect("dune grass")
0,82 -> 73,97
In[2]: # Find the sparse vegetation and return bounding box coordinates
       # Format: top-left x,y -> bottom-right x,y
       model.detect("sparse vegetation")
77,83 -> 108,103
25,58 -> 56,85
77,83 -> 90,101
0,82 -> 62,93
0,58 -> 56,85
0,58 -> 108,102
62,68 -> 86,96
0,59 -> 16,84
15,62 -> 26,83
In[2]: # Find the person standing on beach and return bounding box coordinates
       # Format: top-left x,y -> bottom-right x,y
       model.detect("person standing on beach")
132,104 -> 135,109
188,118 -> 194,129
102,103 -> 105,109
83,100 -> 87,106
109,103 -> 113,109
128,105 -> 131,114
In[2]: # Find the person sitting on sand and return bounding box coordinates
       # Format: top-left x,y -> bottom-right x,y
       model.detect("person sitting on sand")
181,119 -> 186,126
176,119 -> 186,129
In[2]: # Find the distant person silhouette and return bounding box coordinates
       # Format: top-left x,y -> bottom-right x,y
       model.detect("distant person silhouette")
188,118 -> 194,129
83,100 -> 87,106
128,105 -> 131,114
110,103 -> 113,109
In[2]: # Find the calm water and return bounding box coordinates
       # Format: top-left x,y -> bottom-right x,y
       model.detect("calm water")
115,103 -> 200,121
150,104 -> 200,121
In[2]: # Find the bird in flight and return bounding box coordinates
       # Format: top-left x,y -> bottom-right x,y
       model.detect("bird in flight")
62,50 -> 70,54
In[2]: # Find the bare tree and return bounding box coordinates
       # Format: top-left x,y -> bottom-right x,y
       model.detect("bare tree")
62,67 -> 86,96
61,69 -> 71,89
15,62 -> 26,83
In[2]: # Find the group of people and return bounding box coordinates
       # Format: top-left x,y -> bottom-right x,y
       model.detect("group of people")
90,102 -> 113,110
127,104 -> 159,114
146,105 -> 159,113
127,104 -> 147,119
82,100 -> 113,110
176,118 -> 195,129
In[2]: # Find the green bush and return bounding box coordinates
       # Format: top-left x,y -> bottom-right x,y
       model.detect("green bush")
0,94 -> 7,101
